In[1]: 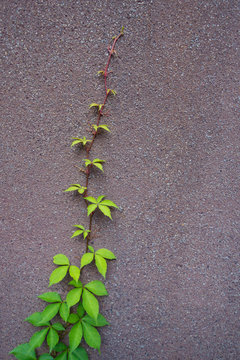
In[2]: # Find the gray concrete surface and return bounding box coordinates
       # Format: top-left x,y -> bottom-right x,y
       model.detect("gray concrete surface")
1,0 -> 239,359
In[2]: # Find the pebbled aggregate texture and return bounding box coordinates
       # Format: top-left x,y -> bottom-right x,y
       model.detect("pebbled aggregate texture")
1,0 -> 239,359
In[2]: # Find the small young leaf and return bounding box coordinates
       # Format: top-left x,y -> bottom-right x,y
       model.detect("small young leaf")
98,124 -> 110,132
29,328 -> 49,349
47,328 -> 59,352
83,230 -> 90,239
87,203 -> 97,216
84,196 -> 97,204
68,347 -> 88,360
38,292 -> 62,303
9,343 -> 37,360
97,70 -> 104,75
83,313 -> 109,327
69,265 -> 80,281
53,254 -> 70,265
68,279 -> 83,288
73,225 -> 84,230
95,254 -> 107,278
39,355 -> 54,360
82,289 -> 99,321
84,280 -> 108,296
71,140 -> 82,147
52,323 -> 65,331
81,253 -> 94,269
66,288 -> 82,308
99,199 -> 119,208
89,103 -> 100,109
82,321 -> 101,350
71,229 -> 83,238
77,302 -> 85,318
64,186 -> 80,192
59,302 -> 69,323
83,159 -> 92,167
93,162 -> 103,172
88,245 -> 94,253
55,351 -> 68,360
40,303 -> 61,324
68,313 -> 80,324
92,158 -> 105,163
49,266 -> 69,287
24,312 -> 43,327
69,321 -> 83,352
95,248 -> 116,260
98,205 -> 112,219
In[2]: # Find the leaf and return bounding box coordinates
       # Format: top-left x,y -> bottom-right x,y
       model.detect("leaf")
38,292 -> 62,303
71,230 -> 83,238
53,341 -> 67,351
68,347 -> 89,360
99,199 -> 119,208
77,302 -> 85,318
69,266 -> 80,281
69,321 -> 83,352
83,159 -> 92,166
52,322 -> 65,331
55,351 -> 68,360
53,254 -> 70,266
80,253 -> 94,269
95,255 -> 107,278
84,281 -> 108,296
88,245 -> 94,253
84,196 -> 97,203
95,248 -> 116,260
78,187 -> 87,194
66,288 -> 82,308
82,289 -> 99,321
49,266 -> 69,287
98,205 -> 112,219
82,321 -> 101,350
40,303 -> 61,324
47,328 -> 59,352
83,313 -> 109,327
9,343 -> 37,360
29,328 -> 49,349
92,158 -> 105,163
87,203 -> 97,216
68,313 -> 80,324
59,302 -> 69,322
73,225 -> 84,230
68,279 -> 83,288
93,162 -> 103,172
98,124 -> 110,132
83,230 -> 90,239
39,355 -> 54,360
96,195 -> 105,203
71,140 -> 82,147
89,103 -> 100,109
97,70 -> 104,75
64,186 -> 80,192
24,312 -> 43,327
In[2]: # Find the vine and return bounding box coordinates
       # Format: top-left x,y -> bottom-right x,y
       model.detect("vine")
10,27 -> 124,360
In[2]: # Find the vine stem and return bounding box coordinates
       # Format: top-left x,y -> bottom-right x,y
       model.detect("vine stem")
83,30 -> 123,252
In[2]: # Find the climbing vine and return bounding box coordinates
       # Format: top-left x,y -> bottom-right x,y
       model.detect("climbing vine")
10,27 -> 124,360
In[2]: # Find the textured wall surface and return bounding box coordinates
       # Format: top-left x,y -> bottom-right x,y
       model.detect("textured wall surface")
1,0 -> 239,359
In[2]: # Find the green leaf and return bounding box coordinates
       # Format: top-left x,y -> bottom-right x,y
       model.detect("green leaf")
9,343 -> 37,360
71,230 -> 83,238
98,205 -> 112,219
24,312 -> 43,327
38,292 -> 62,303
84,196 -> 97,203
66,288 -> 82,308
82,321 -> 101,350
83,159 -> 92,166
68,279 -> 83,288
80,253 -> 94,269
71,140 -> 82,147
55,351 -> 68,360
68,347 -> 89,360
92,158 -> 105,163
73,225 -> 84,230
54,341 -> 67,352
40,303 -> 61,324
29,328 -> 49,349
49,266 -> 69,287
83,313 -> 109,327
82,289 -> 99,321
89,103 -> 99,109
64,186 -> 80,192
96,195 -> 105,203
93,162 -> 103,172
59,302 -> 69,322
68,313 -> 80,324
77,302 -> 85,318
98,124 -> 110,132
69,266 -> 80,281
69,321 -> 83,352
95,248 -> 116,260
99,199 -> 119,208
87,203 -> 97,216
88,245 -> 94,253
95,254 -> 107,278
53,254 -> 70,265
52,322 -> 65,331
47,328 -> 59,352
83,230 -> 90,239
97,70 -> 104,75
39,354 -> 54,360
84,281 -> 108,296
